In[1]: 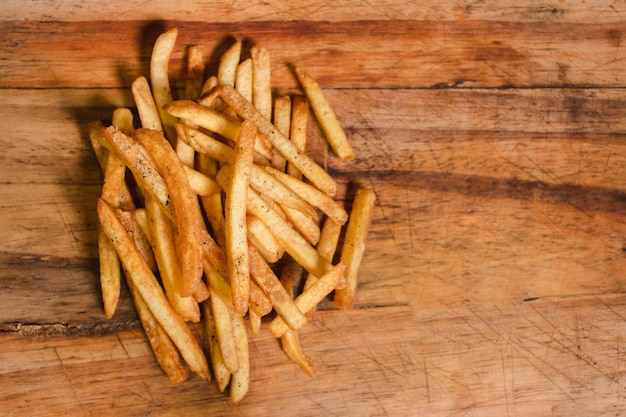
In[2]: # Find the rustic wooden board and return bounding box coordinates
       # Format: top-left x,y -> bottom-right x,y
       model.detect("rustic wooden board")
2,1 -> 626,415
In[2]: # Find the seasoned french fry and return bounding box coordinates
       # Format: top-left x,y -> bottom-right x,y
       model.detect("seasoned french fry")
134,128 -> 205,298
235,58 -> 253,102
210,285 -> 240,374
281,204 -> 321,246
88,120 -> 109,169
97,198 -> 210,380
112,107 -> 135,135
216,85 -> 338,197
132,76 -> 163,133
202,301 -> 231,393
271,95 -> 291,171
287,95 -> 309,180
223,120 -> 256,315
248,245 -> 307,331
150,28 -> 179,142
251,46 -> 272,121
334,188 -> 376,309
295,66 -> 355,161
97,229 -> 120,320
218,39 -> 242,87
269,262 -> 345,338
304,217 -> 342,291
246,215 -> 284,264
183,165 -> 219,196
229,310 -> 249,404
186,45 -> 205,101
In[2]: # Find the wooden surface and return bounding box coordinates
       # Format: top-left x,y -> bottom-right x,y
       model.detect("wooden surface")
2,1 -> 626,415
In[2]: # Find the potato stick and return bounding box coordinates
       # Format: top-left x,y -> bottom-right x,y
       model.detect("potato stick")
295,66 -> 354,161
181,125 -> 316,220
279,263 -> 315,377
210,286 -> 240,374
248,245 -> 307,331
203,258 -> 234,310
281,205 -> 321,246
145,196 -> 200,322
229,310 -> 249,404
134,128 -> 204,298
251,46 -> 272,121
97,198 -> 210,380
246,187 -> 332,278
235,58 -> 253,102
304,217 -> 342,291
202,301 -> 231,393
88,121 -> 109,170
103,126 -> 174,220
186,45 -> 205,100
223,120 -> 256,315
287,95 -> 309,179
127,277 -> 189,385
218,39 -> 241,87
150,28 -> 178,142
271,95 -> 291,171
216,85 -> 337,197
334,187 -> 376,309
269,262 -> 345,338
112,107 -> 135,135
132,76 -> 163,134
265,165 -> 348,225
183,165 -> 219,196
247,215 -> 284,263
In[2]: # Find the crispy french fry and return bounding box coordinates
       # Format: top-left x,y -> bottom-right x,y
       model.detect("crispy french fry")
88,120 -> 109,170
210,286 -> 239,374
248,310 -> 262,337
150,28 -> 179,142
271,95 -> 291,171
97,229 -> 120,320
269,262 -> 345,338
132,76 -> 163,134
134,128 -> 205,298
201,75 -> 218,96
218,39 -> 242,87
223,120 -> 256,315
196,153 -> 226,248
203,259 -> 233,310
251,46 -> 272,121
112,107 -> 135,135
235,58 -> 253,102
229,310 -> 249,404
202,301 -> 231,393
304,217 -> 342,291
295,66 -> 355,161
246,215 -> 284,264
183,165 -> 219,196
145,196 -> 200,323
287,95 -> 309,179
215,85 -> 337,197
334,188 -> 376,309
282,204 -> 321,246
102,126 -> 173,219
186,45 -> 205,101
248,246 -> 307,331
97,198 -> 210,380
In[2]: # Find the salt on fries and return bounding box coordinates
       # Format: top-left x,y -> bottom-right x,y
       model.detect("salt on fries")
90,28 -> 375,403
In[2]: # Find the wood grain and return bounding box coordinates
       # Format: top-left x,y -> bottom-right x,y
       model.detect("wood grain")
2,0 -> 626,415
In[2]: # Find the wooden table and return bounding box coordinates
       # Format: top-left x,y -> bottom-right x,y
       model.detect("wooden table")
2,1 -> 626,415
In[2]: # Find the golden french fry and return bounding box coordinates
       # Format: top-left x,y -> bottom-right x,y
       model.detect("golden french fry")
248,310 -> 261,337
304,217 -> 342,291
216,85 -> 337,197
265,165 -> 348,225
202,301 -> 231,393
287,95 -> 309,179
229,310 -> 249,404
127,276 -> 189,385
112,107 -> 135,135
269,262 -> 345,338
218,39 -> 242,87
88,120 -> 109,170
201,75 -> 218,96
223,120 -> 256,315
134,128 -> 205,298
295,66 -> 355,161
145,196 -> 200,323
203,259 -> 233,310
186,45 -> 205,100
132,76 -> 163,133
235,58 -> 253,102
334,188 -> 376,309
246,215 -> 284,263
210,285 -> 240,374
102,126 -> 173,219
196,153 -> 226,248
281,204 -> 321,246
98,228 -> 120,320
249,279 -> 273,317
150,28 -> 178,142
97,198 -> 210,380
248,245 -> 307,331
251,46 -> 272,120
271,95 -> 291,171
183,165 -> 219,196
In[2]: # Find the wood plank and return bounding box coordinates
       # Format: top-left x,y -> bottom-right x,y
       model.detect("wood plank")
1,19 -> 625,89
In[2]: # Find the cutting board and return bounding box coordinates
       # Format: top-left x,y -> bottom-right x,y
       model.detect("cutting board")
2,1 -> 626,415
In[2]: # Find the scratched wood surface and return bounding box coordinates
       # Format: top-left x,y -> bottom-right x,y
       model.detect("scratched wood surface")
2,1 -> 626,415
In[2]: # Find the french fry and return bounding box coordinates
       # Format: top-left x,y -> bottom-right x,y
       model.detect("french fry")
102,126 -> 173,220
295,66 -> 355,161
183,165 -> 219,196
334,188 -> 376,309
281,204 -> 321,246
202,301 -> 231,393
145,196 -> 200,323
229,310 -> 249,404
304,217 -> 342,292
246,215 -> 284,264
218,39 -> 242,87
287,95 -> 309,180
215,85 -> 338,197
186,45 -> 205,101
271,95 -> 291,171
223,120 -> 256,315
134,128 -> 204,298
112,107 -> 135,135
88,120 -> 109,169
132,76 -> 163,133
150,28 -> 179,142
235,58 -> 253,102
210,285 -> 240,374
97,229 -> 120,320
251,46 -> 272,121
97,198 -> 210,380
269,262 -> 345,338
248,245 -> 307,331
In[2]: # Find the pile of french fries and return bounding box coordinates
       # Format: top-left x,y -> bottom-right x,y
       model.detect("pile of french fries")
88,28 -> 375,403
